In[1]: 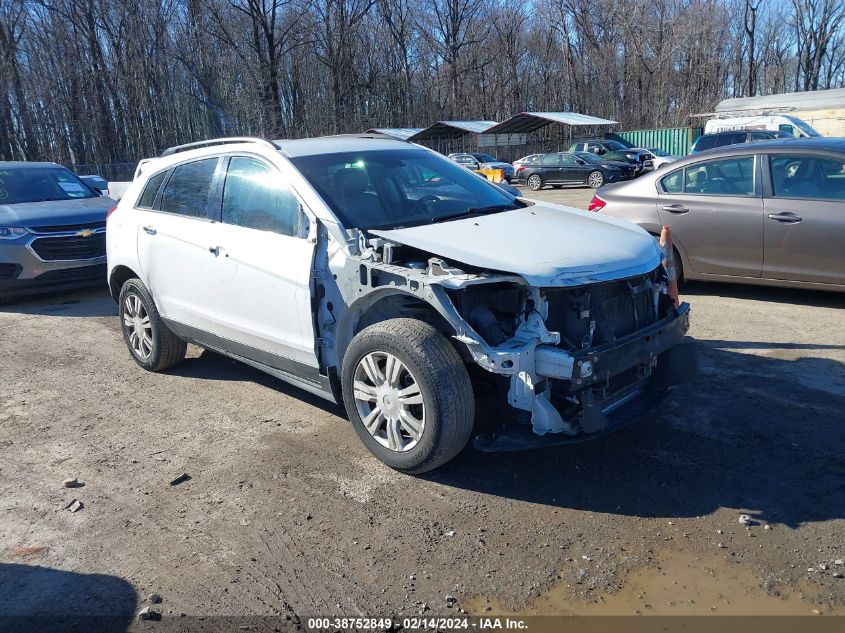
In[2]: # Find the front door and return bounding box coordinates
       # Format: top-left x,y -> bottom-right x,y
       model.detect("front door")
560,153 -> 590,184
762,153 -> 845,285
538,153 -> 563,182
193,155 -> 318,368
656,155 -> 764,278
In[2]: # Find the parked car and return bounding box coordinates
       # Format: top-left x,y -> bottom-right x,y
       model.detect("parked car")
648,148 -> 680,169
569,139 -> 654,174
589,137 -> 845,291
0,161 -> 113,302
516,151 -> 636,190
448,152 -> 515,181
690,130 -> 781,153
107,136 -> 694,473
511,153 -> 542,171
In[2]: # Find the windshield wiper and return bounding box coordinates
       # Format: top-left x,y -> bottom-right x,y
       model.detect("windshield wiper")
427,204 -> 518,224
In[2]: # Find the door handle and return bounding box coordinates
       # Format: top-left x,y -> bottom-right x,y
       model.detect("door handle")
767,213 -> 802,224
662,204 -> 689,214
142,226 -> 156,235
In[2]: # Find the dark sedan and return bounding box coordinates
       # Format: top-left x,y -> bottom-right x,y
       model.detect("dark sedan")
515,151 -> 636,190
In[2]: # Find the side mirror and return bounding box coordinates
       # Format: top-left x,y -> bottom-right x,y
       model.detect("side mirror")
80,175 -> 108,195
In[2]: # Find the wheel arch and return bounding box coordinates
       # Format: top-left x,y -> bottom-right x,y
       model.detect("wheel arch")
108,264 -> 140,302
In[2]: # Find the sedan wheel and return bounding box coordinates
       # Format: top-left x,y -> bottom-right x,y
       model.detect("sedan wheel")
588,171 -> 605,189
527,174 -> 543,191
353,351 -> 425,452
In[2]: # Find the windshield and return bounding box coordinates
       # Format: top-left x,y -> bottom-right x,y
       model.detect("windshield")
290,149 -> 523,230
603,140 -> 628,151
575,152 -> 604,164
472,153 -> 498,163
649,148 -> 670,157
0,166 -> 97,205
785,116 -> 821,137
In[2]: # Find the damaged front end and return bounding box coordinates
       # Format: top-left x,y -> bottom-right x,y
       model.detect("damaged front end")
325,229 -> 696,452
440,266 -> 697,450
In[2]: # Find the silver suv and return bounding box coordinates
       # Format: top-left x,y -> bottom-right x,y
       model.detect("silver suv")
107,136 -> 694,473
0,162 -> 113,302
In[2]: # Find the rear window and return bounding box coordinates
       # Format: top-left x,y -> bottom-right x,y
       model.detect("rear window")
715,132 -> 748,147
136,171 -> 167,208
0,166 -> 97,205
692,136 -> 717,152
157,158 -> 218,218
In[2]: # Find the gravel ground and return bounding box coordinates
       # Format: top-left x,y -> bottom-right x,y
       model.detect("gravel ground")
1,186 -> 844,625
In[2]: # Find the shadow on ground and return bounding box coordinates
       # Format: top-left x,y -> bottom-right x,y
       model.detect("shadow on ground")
682,280 -> 845,309
426,343 -> 845,529
0,287 -> 115,318
0,563 -> 137,632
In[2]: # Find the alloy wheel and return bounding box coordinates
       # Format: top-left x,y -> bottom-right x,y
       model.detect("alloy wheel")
588,171 -> 604,188
352,351 -> 425,452
123,293 -> 153,360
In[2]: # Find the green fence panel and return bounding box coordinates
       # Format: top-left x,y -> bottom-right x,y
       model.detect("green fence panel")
611,127 -> 703,156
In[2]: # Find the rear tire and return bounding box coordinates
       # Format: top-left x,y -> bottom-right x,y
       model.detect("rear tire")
119,278 -> 186,372
341,319 -> 475,474
527,174 -> 543,191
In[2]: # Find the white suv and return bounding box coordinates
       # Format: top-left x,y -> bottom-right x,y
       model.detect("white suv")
107,136 -> 695,473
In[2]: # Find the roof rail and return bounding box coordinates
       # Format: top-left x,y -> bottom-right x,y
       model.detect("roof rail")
160,137 -> 278,157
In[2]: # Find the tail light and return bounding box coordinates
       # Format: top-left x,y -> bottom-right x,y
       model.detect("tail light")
516,165 -> 525,173
587,195 -> 606,212
106,206 -> 118,221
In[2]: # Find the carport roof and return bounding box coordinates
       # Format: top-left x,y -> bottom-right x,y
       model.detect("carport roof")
484,112 -> 618,135
408,120 -> 498,141
365,127 -> 424,140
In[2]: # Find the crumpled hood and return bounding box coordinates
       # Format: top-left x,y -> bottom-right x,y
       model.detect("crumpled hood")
371,203 -> 661,287
0,196 -> 114,228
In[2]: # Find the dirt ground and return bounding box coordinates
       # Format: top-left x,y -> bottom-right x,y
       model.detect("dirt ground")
1,186 -> 844,628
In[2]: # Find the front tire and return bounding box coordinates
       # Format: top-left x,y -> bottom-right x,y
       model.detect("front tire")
527,174 -> 543,191
587,170 -> 605,188
119,278 -> 186,372
341,319 -> 474,474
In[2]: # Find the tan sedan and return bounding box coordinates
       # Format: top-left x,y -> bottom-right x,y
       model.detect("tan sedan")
589,138 -> 845,292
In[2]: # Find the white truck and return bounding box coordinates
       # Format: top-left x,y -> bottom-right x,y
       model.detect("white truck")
704,114 -> 822,138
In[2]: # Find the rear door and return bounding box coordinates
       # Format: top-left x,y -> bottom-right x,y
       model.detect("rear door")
656,155 -> 764,277
560,153 -> 590,183
537,153 -> 563,182
195,154 -> 318,367
135,157 -> 221,326
762,152 -> 845,285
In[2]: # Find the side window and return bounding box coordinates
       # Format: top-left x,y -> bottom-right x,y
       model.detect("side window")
751,132 -> 771,141
136,171 -> 167,208
779,124 -> 795,136
561,153 -> 579,166
157,158 -> 218,218
693,135 -> 717,152
222,156 -> 300,236
769,154 -> 845,200
540,154 -> 561,166
684,156 -> 755,196
715,132 -> 747,147
661,169 -> 684,193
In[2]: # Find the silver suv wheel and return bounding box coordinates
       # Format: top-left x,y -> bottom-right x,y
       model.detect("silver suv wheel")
123,293 -> 153,360
352,351 -> 425,452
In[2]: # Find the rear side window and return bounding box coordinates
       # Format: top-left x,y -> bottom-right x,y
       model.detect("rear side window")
769,154 -> 845,200
715,132 -> 747,147
158,158 -> 218,218
751,132 -> 772,141
221,157 -> 300,236
661,170 -> 684,193
136,171 -> 167,208
692,135 -> 717,152
540,154 -> 561,166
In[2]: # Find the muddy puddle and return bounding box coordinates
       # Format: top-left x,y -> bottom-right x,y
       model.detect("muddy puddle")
465,549 -> 843,616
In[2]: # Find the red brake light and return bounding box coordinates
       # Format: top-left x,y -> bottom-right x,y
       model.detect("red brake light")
587,195 -> 606,212
516,165 -> 525,173
106,206 -> 118,220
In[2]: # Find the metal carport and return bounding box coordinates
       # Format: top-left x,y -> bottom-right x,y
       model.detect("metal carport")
482,112 -> 618,160
407,121 -> 498,154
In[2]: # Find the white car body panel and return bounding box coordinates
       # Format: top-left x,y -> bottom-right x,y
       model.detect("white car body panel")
371,203 -> 661,287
